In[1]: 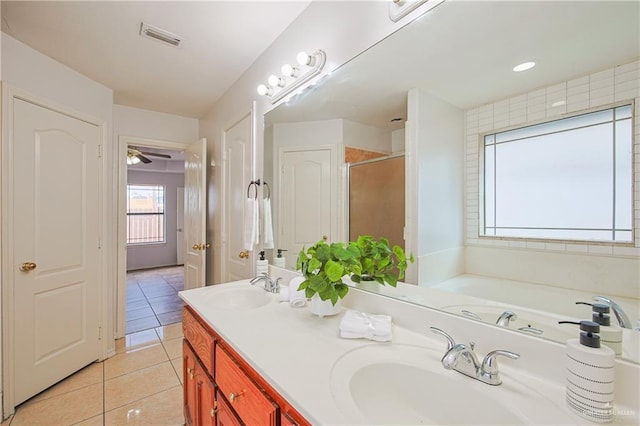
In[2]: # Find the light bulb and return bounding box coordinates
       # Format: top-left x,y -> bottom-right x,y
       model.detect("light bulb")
127,156 -> 141,165
256,84 -> 272,96
296,51 -> 311,66
268,75 -> 284,87
513,61 -> 536,72
281,63 -> 299,78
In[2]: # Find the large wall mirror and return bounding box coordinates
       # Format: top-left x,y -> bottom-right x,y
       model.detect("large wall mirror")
263,0 -> 640,363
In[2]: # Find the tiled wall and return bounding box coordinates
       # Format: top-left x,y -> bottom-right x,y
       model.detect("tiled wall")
464,59 -> 640,257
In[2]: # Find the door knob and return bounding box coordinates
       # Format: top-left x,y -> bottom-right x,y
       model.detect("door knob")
20,262 -> 37,272
322,235 -> 328,241
192,243 -> 202,250
204,243 -> 211,249
238,250 -> 249,259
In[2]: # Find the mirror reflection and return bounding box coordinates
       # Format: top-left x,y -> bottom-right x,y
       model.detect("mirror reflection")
264,0 -> 640,362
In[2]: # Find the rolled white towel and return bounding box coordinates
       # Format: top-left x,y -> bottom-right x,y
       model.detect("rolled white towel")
288,276 -> 307,308
339,309 -> 393,342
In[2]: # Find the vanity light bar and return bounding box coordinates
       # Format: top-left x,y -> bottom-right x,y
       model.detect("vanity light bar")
256,50 -> 327,104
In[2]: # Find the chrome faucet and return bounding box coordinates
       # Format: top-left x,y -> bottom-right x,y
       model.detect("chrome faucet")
592,296 -> 634,329
250,272 -> 281,293
496,310 -> 518,327
430,327 -> 519,386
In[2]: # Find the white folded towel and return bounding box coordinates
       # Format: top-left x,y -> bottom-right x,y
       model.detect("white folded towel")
243,197 -> 259,251
339,309 -> 393,342
262,197 -> 274,249
288,276 -> 307,308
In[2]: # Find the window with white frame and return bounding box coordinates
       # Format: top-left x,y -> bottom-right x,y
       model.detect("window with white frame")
126,184 -> 166,244
482,104 -> 633,243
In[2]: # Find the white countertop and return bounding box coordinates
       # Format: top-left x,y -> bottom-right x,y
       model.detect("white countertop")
180,279 -> 639,425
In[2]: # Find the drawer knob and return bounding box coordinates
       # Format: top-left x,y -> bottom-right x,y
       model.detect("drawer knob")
211,401 -> 218,417
229,390 -> 245,403
186,367 -> 194,380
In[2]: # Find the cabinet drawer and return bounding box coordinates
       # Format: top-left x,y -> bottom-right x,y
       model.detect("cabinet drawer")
182,307 -> 215,375
215,345 -> 278,425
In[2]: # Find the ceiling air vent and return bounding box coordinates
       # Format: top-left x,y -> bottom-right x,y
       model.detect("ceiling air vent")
139,22 -> 182,47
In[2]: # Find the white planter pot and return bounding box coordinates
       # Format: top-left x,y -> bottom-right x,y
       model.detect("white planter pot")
355,279 -> 380,293
310,294 -> 342,317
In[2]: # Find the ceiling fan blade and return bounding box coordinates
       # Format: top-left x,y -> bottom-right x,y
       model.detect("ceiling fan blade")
137,154 -> 152,164
140,151 -> 172,159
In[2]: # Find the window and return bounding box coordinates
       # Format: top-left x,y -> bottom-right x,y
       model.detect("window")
482,104 -> 633,243
127,184 -> 166,244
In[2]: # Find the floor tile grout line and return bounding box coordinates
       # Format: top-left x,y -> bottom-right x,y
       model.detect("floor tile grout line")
104,356 -> 171,382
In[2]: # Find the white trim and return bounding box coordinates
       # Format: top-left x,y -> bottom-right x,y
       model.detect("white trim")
115,135 -> 191,338
220,108 -> 255,282
1,83 -> 109,416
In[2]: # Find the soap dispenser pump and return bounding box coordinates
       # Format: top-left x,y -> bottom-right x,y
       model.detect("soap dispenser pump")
559,320 -> 615,423
274,249 -> 287,269
256,250 -> 269,275
576,302 -> 623,355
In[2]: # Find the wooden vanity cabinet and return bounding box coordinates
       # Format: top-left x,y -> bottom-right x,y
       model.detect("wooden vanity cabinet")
182,306 -> 310,426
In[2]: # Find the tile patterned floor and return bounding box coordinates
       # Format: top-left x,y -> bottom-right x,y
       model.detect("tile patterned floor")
2,323 -> 185,426
126,266 -> 184,334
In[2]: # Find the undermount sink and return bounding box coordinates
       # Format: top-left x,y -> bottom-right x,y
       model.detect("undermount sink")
330,343 -> 576,425
204,286 -> 272,310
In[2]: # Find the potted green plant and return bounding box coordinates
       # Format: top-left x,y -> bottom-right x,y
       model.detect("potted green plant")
296,236 -> 413,316
296,240 -> 360,316
350,235 -> 413,288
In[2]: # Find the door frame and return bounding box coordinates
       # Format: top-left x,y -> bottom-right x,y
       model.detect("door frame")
116,135 -> 190,338
219,105 -> 257,282
1,84 -> 109,416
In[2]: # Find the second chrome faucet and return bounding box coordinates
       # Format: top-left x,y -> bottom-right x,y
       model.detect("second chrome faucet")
430,327 -> 519,386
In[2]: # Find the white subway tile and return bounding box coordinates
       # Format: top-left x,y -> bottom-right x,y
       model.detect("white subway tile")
509,113 -> 527,126
590,95 -> 614,108
590,85 -> 614,100
588,245 -> 613,255
547,82 -> 567,94
526,241 -> 546,250
567,75 -> 589,88
508,240 -> 527,248
528,88 -> 546,100
615,89 -> 640,103
527,104 -> 546,121
492,240 -> 510,247
466,238 -> 479,246
590,76 -> 614,91
615,60 -> 640,75
545,242 -> 566,251
546,104 -> 566,117
612,246 -> 640,257
565,244 -> 589,253
614,69 -> 640,84
590,68 -> 614,83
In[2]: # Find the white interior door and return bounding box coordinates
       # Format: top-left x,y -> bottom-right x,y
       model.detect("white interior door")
223,112 -> 254,281
279,146 -> 335,269
176,187 -> 185,265
184,138 -> 207,290
10,97 -> 101,406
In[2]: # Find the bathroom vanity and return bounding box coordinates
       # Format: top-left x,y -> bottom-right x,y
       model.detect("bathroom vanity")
180,279 -> 640,425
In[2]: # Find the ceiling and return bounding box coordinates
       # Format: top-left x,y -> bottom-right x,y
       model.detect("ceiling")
1,1 -> 311,118
266,1 -> 640,131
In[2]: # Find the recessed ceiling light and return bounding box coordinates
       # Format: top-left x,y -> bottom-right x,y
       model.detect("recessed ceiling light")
513,61 -> 536,72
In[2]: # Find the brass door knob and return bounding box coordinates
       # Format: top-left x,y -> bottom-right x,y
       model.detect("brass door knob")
322,235 -> 328,241
204,243 -> 211,249
20,262 -> 37,272
192,243 -> 202,250
238,250 -> 249,259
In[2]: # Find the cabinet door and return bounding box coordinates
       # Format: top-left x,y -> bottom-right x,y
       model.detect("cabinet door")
281,412 -> 299,426
195,359 -> 216,426
183,340 -> 198,426
216,392 -> 243,426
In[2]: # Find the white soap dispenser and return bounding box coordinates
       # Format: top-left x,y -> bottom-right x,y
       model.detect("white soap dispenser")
256,250 -> 269,275
576,302 -> 623,355
273,249 -> 287,269
559,320 -> 615,423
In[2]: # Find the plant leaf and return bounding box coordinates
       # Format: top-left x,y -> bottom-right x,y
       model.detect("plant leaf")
324,259 -> 344,282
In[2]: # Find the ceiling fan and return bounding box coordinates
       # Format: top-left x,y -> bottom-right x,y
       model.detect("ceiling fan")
127,147 -> 172,165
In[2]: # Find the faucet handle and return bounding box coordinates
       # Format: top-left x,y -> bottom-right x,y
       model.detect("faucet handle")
481,350 -> 520,385
430,327 -> 456,351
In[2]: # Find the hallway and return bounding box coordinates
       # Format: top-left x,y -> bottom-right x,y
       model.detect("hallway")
126,266 -> 184,334
2,323 -> 185,425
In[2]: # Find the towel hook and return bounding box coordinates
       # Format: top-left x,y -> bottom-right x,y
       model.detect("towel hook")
263,181 -> 271,199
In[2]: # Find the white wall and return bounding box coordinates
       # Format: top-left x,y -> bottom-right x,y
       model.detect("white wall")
1,32 -> 114,417
199,1 -> 436,284
391,128 -> 405,153
343,120 -> 392,153
113,104 -> 198,143
407,88 -> 464,285
126,171 -> 184,271
463,60 -> 640,297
